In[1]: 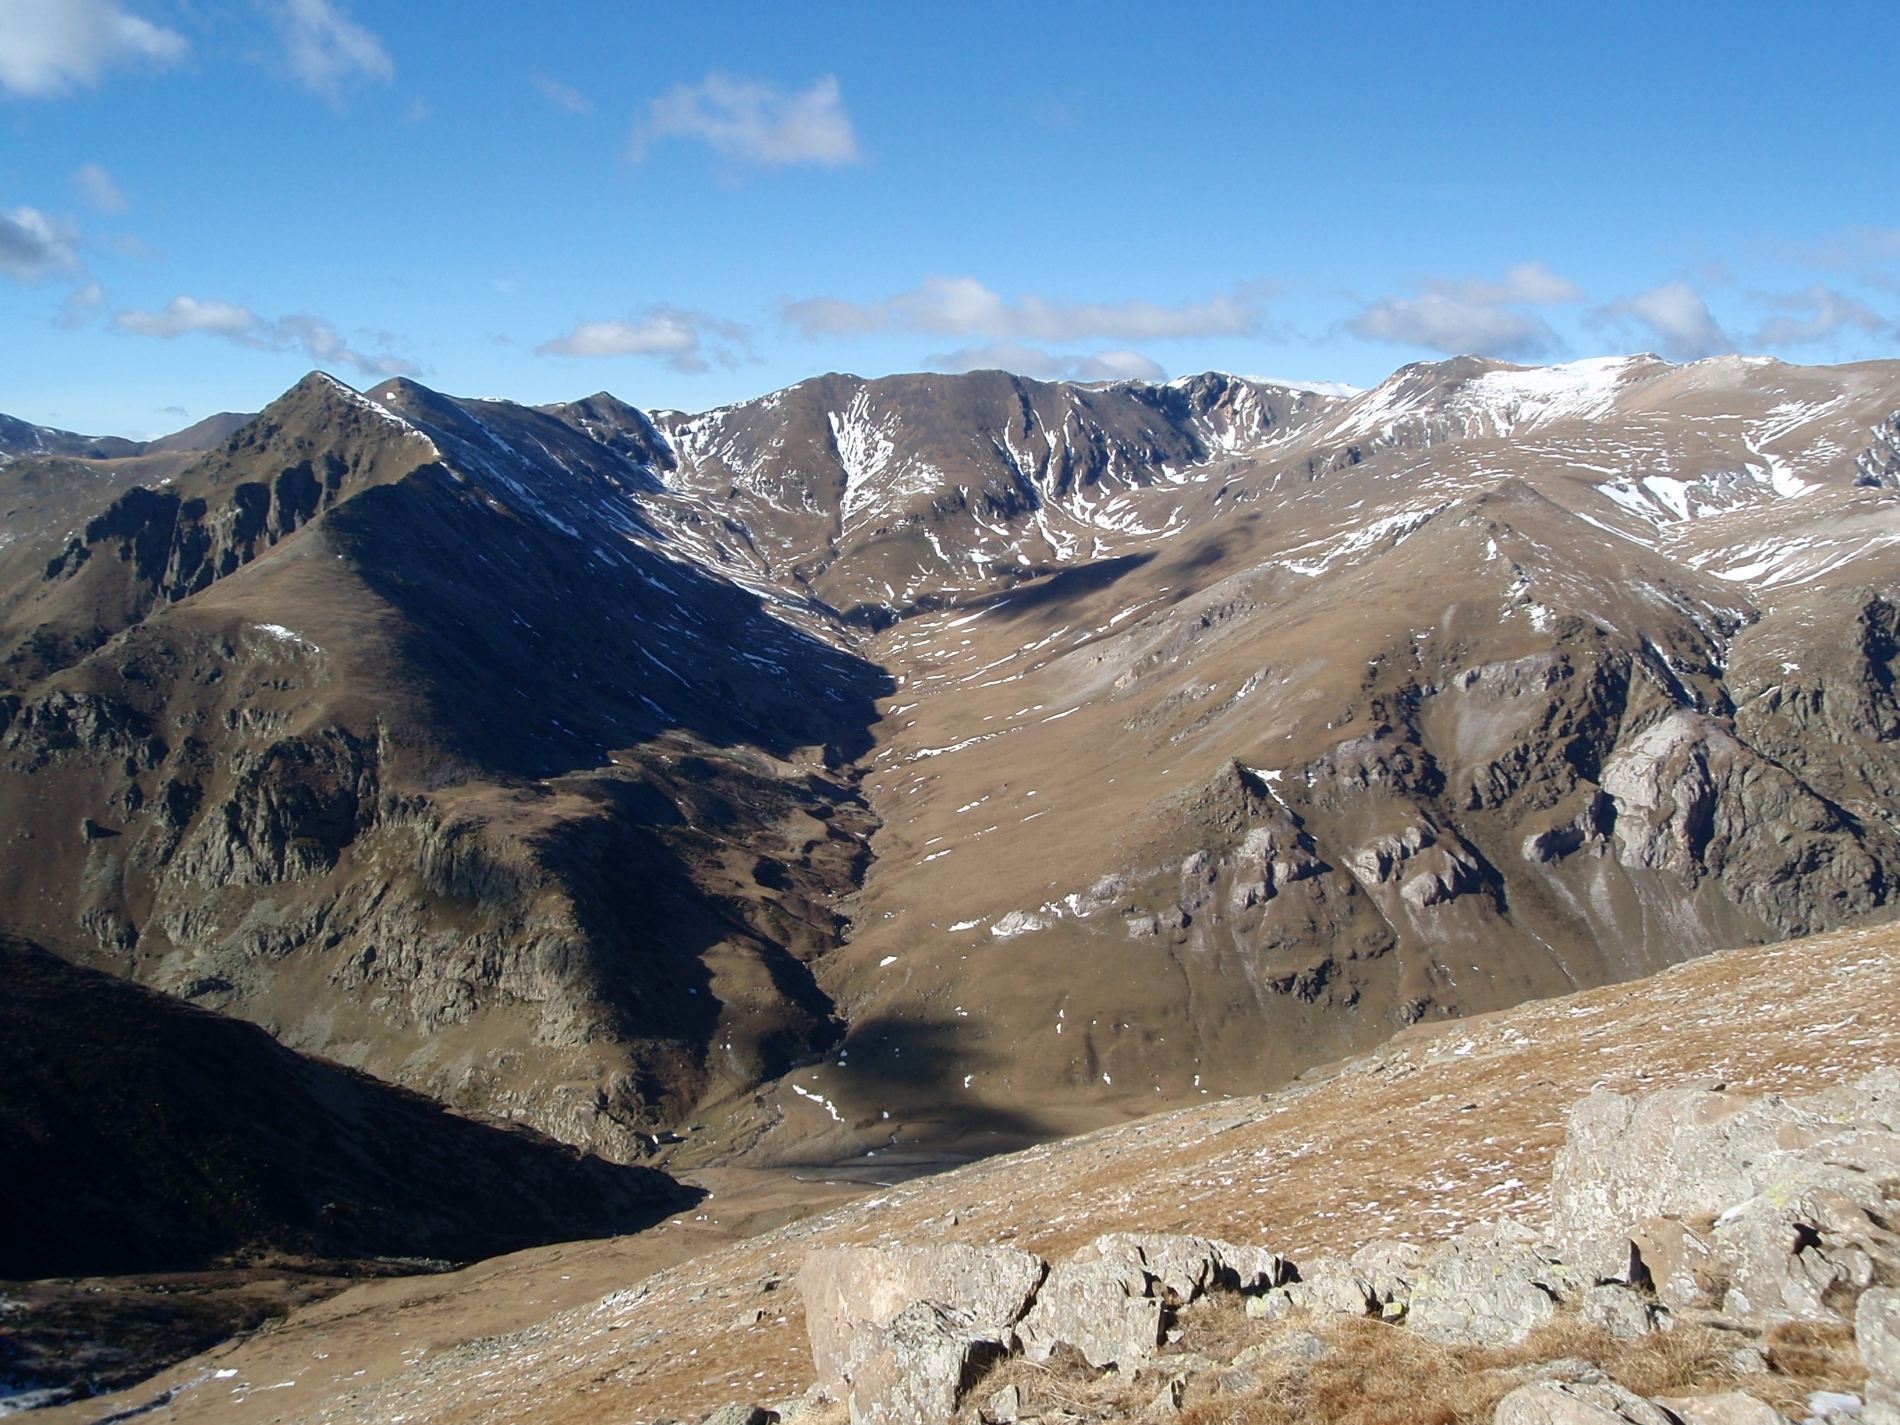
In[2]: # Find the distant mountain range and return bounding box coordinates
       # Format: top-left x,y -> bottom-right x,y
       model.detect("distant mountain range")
3,352 -> 1898,1188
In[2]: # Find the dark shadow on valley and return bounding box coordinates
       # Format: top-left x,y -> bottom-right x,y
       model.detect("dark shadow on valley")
834,551 -> 1157,633
808,1014 -> 1056,1154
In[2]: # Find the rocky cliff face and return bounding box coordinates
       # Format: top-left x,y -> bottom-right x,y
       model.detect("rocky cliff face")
4,354 -> 1900,1165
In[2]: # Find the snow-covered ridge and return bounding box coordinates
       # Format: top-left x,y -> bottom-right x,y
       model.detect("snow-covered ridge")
1336,356 -> 1651,446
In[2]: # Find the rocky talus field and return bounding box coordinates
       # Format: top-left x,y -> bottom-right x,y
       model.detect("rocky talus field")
5,352 -> 1900,1420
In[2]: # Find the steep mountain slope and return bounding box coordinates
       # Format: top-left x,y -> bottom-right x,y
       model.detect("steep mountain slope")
3,355 -> 1899,1172
0,934 -> 687,1279
0,374 -> 887,1159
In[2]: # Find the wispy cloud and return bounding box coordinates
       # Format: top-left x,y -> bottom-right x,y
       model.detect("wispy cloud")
530,71 -> 590,114
71,163 -> 127,212
1751,283 -> 1889,348
112,295 -> 420,376
1597,282 -> 1733,361
55,280 -> 106,328
0,207 -> 82,281
1349,263 -> 1581,359
634,73 -> 860,168
0,0 -> 187,97
271,0 -> 392,102
535,308 -> 752,373
1795,226 -> 1900,275
785,276 -> 1264,343
925,341 -> 1166,384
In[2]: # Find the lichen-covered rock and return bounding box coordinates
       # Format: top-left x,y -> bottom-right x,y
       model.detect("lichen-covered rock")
1405,1234 -> 1574,1345
838,1300 -> 1003,1425
1493,1380 -> 1676,1425
1016,1256 -> 1162,1368
1859,1288 -> 1900,1425
799,1244 -> 1044,1389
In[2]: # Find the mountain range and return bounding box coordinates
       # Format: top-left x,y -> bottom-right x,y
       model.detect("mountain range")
4,351 -> 1899,1190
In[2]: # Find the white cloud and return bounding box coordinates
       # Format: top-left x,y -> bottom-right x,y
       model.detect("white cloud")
1599,282 -> 1733,361
112,294 -> 420,376
72,163 -> 127,212
926,341 -> 1166,384
1460,263 -> 1583,305
785,276 -> 1264,343
0,207 -> 81,280
1752,284 -> 1889,347
535,308 -> 751,373
274,313 -> 417,375
634,73 -> 860,167
1350,263 -> 1580,358
0,0 -> 186,97
272,0 -> 392,101
531,71 -> 590,114
115,294 -> 257,338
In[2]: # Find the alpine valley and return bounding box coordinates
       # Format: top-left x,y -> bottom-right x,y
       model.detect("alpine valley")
7,352 -> 1900,1235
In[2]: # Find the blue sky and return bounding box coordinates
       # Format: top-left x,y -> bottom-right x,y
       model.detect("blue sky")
5,0 -> 1900,436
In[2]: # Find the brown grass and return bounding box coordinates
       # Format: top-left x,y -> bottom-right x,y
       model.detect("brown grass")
944,1299 -> 1864,1425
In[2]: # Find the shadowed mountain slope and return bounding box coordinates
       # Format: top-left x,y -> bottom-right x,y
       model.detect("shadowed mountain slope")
0,935 -> 690,1280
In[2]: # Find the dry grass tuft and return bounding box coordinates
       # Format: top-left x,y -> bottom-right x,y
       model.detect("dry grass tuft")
955,1343 -> 1134,1422
946,1299 -> 1872,1425
1746,1319 -> 1865,1418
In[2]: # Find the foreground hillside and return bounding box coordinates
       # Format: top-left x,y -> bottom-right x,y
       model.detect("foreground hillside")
44,919 -> 1900,1425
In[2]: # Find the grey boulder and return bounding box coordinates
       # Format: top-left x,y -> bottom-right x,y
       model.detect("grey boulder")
1493,1380 -> 1676,1425
1860,1288 -> 1900,1425
799,1243 -> 1045,1389
839,1300 -> 1005,1425
1016,1256 -> 1162,1369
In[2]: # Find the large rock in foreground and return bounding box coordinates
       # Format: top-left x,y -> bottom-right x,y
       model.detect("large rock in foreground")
799,1244 -> 1044,1394
1549,1070 -> 1900,1325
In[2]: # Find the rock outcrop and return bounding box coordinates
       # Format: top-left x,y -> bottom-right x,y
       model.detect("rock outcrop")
1550,1071 -> 1900,1324
798,1070 -> 1900,1423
